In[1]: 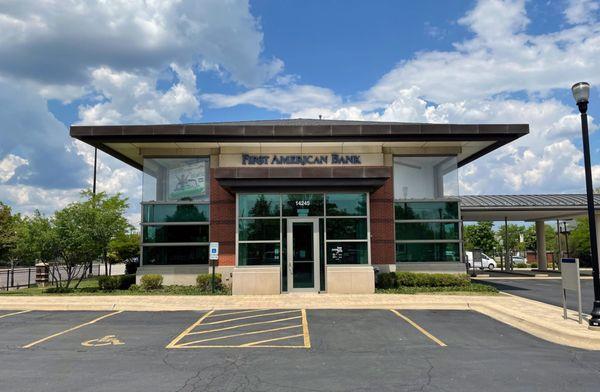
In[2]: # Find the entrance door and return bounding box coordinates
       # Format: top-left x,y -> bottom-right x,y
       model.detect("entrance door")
287,218 -> 319,292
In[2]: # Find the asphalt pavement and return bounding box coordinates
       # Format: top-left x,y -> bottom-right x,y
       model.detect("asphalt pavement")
474,277 -> 595,313
1,309 -> 600,391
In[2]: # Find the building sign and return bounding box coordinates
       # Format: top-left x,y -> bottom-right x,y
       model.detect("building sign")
242,154 -> 362,166
167,160 -> 207,200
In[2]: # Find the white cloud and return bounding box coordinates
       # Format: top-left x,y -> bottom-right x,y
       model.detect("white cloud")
564,0 -> 600,25
203,83 -> 341,114
0,154 -> 28,182
78,64 -> 200,125
0,0 -> 282,93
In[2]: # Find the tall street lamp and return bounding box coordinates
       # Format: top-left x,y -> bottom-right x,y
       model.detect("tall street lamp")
572,82 -> 600,328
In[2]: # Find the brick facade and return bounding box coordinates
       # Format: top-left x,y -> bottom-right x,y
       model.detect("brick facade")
209,169 -> 236,267
369,172 -> 395,265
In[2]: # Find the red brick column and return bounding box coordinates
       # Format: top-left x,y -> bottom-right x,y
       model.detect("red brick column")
210,169 -> 236,266
370,175 -> 395,265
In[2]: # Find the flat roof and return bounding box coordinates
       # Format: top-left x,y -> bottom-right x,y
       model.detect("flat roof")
70,118 -> 529,170
461,194 -> 600,221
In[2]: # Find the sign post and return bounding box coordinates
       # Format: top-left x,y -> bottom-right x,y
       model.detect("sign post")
209,242 -> 219,294
560,258 -> 582,324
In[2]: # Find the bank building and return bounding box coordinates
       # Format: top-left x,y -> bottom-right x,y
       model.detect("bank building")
70,119 -> 528,294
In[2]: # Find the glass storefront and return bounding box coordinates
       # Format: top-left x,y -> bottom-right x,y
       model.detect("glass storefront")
141,157 -> 210,265
393,155 -> 461,263
237,192 -> 370,292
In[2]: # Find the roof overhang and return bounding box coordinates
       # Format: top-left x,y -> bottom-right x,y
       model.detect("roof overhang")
460,194 -> 600,221
70,119 -> 529,171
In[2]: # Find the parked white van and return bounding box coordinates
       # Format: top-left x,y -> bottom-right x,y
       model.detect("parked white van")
465,251 -> 496,271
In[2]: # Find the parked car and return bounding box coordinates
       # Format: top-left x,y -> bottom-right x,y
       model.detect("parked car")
465,251 -> 496,271
511,255 -> 526,264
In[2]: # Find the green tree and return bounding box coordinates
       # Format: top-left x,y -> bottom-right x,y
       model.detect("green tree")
569,217 -> 592,266
82,190 -> 131,276
0,202 -> 17,264
496,223 -> 527,253
108,231 -> 140,273
463,221 -> 498,254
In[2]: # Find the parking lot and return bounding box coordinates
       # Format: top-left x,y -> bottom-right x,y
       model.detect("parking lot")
2,308 -> 600,391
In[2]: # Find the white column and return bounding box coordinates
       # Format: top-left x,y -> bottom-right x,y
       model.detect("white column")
536,220 -> 547,270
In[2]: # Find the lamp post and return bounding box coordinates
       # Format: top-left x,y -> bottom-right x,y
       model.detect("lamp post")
571,82 -> 600,328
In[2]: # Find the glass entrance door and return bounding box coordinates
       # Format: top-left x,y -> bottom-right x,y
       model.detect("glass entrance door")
287,218 -> 319,292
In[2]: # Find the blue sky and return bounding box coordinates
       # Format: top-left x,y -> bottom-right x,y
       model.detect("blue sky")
0,0 -> 599,223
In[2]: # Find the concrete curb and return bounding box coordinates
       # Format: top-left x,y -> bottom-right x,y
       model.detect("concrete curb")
1,294 -> 599,350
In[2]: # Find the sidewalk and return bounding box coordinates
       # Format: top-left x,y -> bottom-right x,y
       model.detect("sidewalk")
0,293 -> 598,350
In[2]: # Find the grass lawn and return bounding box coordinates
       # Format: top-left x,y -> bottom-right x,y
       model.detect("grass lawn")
0,277 -> 231,296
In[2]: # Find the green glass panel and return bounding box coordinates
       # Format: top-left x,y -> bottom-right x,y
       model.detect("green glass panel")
395,222 -> 459,241
143,225 -> 209,243
142,245 -> 208,265
326,218 -> 367,240
238,219 -> 280,241
238,243 -> 281,266
326,193 -> 367,216
326,242 -> 368,264
238,194 -> 280,217
395,242 -> 460,262
282,194 -> 324,216
143,204 -> 209,223
394,202 -> 459,220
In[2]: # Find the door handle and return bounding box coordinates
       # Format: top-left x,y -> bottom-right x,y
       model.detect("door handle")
288,262 -> 293,275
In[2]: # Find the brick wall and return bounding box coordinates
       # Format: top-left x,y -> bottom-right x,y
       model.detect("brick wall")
209,169 -> 236,267
370,173 -> 395,265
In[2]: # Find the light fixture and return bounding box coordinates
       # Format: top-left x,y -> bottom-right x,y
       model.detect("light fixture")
572,82 -> 590,104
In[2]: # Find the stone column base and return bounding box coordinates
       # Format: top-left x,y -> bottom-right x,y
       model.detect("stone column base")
232,266 -> 281,295
326,266 -> 375,294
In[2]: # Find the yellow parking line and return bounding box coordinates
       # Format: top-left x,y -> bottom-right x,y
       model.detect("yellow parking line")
0,310 -> 31,319
178,324 -> 302,347
187,315 -> 302,336
301,309 -> 311,348
208,309 -> 269,318
390,309 -> 447,347
241,333 -> 305,347
22,311 -> 123,349
200,310 -> 300,326
166,310 -> 215,349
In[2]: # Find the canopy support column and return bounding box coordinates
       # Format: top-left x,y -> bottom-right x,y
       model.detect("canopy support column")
536,220 -> 547,270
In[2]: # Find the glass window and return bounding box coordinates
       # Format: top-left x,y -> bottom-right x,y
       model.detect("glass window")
238,219 -> 280,241
326,193 -> 367,216
393,156 -> 458,199
238,194 -> 280,217
238,243 -> 281,266
395,222 -> 459,241
326,218 -> 367,240
143,204 -> 209,223
395,202 -> 459,220
282,194 -> 324,216
326,242 -> 368,264
143,225 -> 209,243
142,157 -> 209,202
143,245 -> 208,265
395,243 -> 460,262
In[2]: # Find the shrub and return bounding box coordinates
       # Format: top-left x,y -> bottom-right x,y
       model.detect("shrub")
196,273 -> 223,292
395,272 -> 470,287
98,274 -> 136,291
125,261 -> 139,275
44,286 -> 74,294
118,274 -> 136,290
140,274 -> 163,290
98,276 -> 120,291
128,284 -> 140,292
515,262 -> 528,268
530,263 -> 538,269
376,272 -> 397,289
